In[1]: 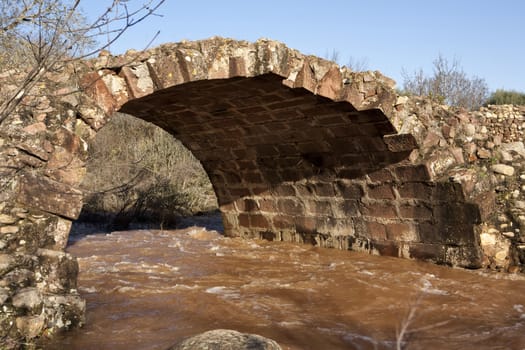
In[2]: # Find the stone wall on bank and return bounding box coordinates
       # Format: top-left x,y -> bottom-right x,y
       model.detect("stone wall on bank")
0,37 -> 522,344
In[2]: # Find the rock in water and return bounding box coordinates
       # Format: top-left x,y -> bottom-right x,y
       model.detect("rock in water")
168,329 -> 282,350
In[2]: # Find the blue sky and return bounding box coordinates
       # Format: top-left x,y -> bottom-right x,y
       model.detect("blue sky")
83,1 -> 524,92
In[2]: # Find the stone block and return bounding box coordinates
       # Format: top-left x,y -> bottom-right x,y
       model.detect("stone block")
408,243 -> 445,263
272,215 -> 294,230
294,216 -> 317,234
365,221 -> 387,240
238,213 -> 250,227
305,199 -> 333,216
317,66 -> 343,101
17,173 -> 83,220
313,182 -> 335,197
397,182 -> 433,201
249,214 -> 269,229
278,198 -> 305,216
368,168 -> 395,183
371,240 -> 399,257
386,222 -> 419,242
362,203 -> 398,219
433,203 -> 481,225
80,71 -> 118,115
398,204 -> 433,220
336,181 -> 364,199
383,133 -> 418,153
393,164 -> 431,182
367,184 -> 395,200
119,64 -> 155,99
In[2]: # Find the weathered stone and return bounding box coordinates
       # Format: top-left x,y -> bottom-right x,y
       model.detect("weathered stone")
15,315 -> 45,339
491,164 -> 515,176
0,254 -> 14,273
0,214 -> 17,224
0,225 -> 19,234
17,172 -> 83,219
0,287 -> 9,305
476,148 -> 491,159
12,287 -> 42,309
500,141 -> 525,158
168,329 -> 282,350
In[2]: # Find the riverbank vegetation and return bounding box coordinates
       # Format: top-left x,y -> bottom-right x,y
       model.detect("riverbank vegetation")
79,113 -> 217,229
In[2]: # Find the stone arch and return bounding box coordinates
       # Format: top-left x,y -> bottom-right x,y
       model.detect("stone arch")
77,37 -> 485,268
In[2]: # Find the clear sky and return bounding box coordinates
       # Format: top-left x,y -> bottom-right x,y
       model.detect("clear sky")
83,0 -> 524,92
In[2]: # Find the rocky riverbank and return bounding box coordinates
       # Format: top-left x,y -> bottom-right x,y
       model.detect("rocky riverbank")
393,99 -> 525,271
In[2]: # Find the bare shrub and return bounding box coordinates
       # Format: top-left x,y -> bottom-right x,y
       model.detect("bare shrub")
80,113 -> 217,229
402,55 -> 489,110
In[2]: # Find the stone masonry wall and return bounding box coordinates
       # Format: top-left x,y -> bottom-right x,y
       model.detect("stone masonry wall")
0,37 -> 518,345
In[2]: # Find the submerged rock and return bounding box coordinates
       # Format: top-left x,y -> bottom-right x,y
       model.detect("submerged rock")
168,329 -> 282,350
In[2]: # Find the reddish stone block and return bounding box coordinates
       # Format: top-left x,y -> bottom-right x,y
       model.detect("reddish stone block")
362,203 -> 397,219
408,243 -> 445,263
278,198 -> 305,216
337,167 -> 368,179
258,199 -> 276,212
433,203 -> 481,224
368,168 -> 395,183
238,213 -> 250,227
229,188 -> 251,197
236,199 -> 258,212
271,184 -> 296,196
242,171 -> 264,184
340,200 -> 360,216
386,223 -> 419,241
317,66 -> 344,101
17,173 -> 83,220
278,169 -> 303,182
372,240 -> 399,257
272,215 -> 294,229
80,71 -> 118,115
294,216 -> 317,234
223,172 -> 242,184
313,182 -> 335,197
367,184 -> 395,200
305,200 -> 333,216
250,214 -> 269,229
328,125 -> 364,137
397,182 -> 433,201
366,221 -> 387,240
439,224 -> 477,245
418,223 -> 442,243
393,164 -> 431,182
399,204 -> 433,220
383,134 -> 418,153
260,231 -> 276,241
434,182 -> 466,202
294,183 -> 315,197
336,181 -> 364,199
255,144 -> 279,157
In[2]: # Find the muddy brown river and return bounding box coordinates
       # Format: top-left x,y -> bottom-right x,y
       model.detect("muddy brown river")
43,216 -> 525,350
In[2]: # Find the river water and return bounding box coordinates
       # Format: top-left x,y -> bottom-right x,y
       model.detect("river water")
44,215 -> 525,350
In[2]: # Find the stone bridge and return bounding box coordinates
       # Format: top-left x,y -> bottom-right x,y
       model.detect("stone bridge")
0,37 -> 496,342
89,38 -> 486,266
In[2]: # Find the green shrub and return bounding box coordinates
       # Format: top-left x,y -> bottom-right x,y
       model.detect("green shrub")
485,89 -> 525,106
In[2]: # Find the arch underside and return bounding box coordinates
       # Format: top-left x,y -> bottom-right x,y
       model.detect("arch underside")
120,73 -> 482,267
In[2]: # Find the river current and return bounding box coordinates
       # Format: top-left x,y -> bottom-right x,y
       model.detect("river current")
44,215 -> 525,350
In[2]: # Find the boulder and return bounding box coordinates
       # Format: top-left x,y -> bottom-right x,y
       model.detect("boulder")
168,329 -> 282,350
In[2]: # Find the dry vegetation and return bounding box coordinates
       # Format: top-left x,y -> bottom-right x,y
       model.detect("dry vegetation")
79,113 -> 217,229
